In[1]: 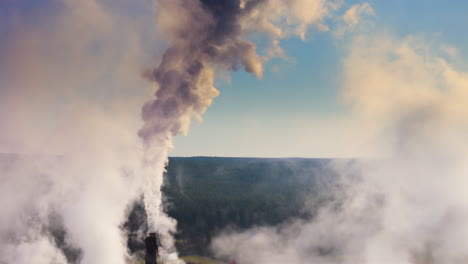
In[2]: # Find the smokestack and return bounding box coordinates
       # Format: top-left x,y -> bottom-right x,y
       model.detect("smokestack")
145,233 -> 159,264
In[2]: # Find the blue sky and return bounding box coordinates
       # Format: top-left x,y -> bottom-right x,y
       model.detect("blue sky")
172,0 -> 468,157
1,0 -> 468,157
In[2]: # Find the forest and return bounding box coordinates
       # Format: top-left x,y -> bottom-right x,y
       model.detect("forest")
125,157 -> 339,257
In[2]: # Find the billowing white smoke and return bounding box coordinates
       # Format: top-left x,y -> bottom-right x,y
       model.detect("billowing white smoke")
212,32 -> 468,264
0,0 -> 155,263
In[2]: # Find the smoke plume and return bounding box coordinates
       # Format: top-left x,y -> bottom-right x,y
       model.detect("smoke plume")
139,0 -> 338,261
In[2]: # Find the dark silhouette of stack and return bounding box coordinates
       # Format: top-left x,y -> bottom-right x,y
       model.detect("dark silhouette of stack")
145,233 -> 158,264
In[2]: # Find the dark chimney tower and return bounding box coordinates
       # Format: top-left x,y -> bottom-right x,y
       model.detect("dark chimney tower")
144,233 -> 158,264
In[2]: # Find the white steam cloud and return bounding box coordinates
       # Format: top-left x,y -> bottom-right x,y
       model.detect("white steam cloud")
212,32 -> 468,264
0,0 -> 155,263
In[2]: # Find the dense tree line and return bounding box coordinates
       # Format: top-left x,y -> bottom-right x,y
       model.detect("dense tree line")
161,157 -> 334,255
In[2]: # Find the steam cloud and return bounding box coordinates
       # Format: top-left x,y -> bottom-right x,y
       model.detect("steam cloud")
212,30 -> 468,264
0,0 -> 154,263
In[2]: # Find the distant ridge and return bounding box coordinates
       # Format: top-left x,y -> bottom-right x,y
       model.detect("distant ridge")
169,156 -> 340,159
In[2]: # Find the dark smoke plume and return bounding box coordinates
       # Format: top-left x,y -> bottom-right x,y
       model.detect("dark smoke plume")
140,0 -> 264,145
139,1 -> 263,261
138,0 -> 333,262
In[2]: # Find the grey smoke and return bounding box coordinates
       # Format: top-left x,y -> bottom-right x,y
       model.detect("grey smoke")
140,0 -> 265,146
138,1 -> 267,261
139,0 -> 336,262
